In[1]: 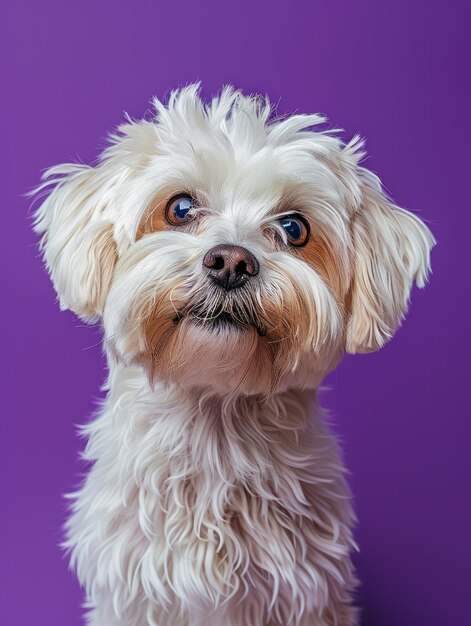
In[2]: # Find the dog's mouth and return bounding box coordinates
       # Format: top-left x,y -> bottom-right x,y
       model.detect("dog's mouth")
174,300 -> 266,336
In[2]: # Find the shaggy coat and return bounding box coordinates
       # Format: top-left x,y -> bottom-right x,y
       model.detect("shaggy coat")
34,85 -> 434,626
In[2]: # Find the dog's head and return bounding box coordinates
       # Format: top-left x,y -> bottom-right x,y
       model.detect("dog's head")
34,85 -> 434,395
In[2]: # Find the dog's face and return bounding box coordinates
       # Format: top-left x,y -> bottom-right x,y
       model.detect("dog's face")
34,85 -> 434,395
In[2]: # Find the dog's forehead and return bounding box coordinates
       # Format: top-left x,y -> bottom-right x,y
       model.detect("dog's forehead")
151,122 -> 345,221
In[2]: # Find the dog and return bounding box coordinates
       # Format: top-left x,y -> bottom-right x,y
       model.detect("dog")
34,84 -> 434,626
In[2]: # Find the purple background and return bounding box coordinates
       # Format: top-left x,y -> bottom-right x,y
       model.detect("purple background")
2,1 -> 469,624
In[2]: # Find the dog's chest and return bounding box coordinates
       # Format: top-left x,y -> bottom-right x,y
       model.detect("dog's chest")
130,419 -> 316,618
74,378 -> 351,622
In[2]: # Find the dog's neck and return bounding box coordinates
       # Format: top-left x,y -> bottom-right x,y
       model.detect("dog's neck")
106,360 -> 316,416
99,362 -> 320,486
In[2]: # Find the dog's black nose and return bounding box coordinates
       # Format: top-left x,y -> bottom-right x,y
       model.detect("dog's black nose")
203,244 -> 259,291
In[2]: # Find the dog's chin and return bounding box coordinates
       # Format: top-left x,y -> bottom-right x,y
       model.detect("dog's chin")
147,315 -> 274,395
117,291 -> 341,396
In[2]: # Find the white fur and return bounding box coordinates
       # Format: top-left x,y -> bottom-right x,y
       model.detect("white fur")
34,84 -> 434,625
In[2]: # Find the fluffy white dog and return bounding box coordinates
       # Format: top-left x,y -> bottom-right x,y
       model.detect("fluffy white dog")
34,85 -> 434,626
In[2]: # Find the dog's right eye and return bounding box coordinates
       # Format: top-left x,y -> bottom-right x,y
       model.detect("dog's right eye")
165,194 -> 195,225
278,214 -> 310,247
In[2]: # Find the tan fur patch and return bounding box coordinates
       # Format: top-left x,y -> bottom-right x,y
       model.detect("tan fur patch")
78,222 -> 117,318
136,196 -> 169,238
299,223 -> 351,306
300,232 -> 346,300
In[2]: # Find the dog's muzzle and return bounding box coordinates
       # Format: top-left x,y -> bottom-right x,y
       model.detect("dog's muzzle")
174,246 -> 265,336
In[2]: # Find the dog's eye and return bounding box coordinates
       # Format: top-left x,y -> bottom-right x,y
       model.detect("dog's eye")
165,194 -> 195,225
279,214 -> 310,247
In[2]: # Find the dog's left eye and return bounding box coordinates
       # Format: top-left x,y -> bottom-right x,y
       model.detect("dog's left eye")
165,194 -> 195,225
278,214 -> 310,247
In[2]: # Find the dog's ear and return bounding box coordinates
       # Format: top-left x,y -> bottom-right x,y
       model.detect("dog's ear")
345,168 -> 435,353
33,161 -> 121,322
33,120 -> 156,322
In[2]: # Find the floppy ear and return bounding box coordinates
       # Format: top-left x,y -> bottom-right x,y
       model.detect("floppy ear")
33,119 -> 156,322
346,168 -> 435,354
33,162 -> 121,322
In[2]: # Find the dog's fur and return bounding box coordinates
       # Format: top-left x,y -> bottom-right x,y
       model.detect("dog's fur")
34,85 -> 434,626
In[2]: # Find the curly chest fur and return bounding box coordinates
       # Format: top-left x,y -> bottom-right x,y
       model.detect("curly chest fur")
64,366 -> 356,626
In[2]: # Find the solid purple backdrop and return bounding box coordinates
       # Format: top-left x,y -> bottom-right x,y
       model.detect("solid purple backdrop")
2,1 -> 469,624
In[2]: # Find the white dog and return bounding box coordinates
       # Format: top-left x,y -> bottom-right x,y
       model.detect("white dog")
34,85 -> 434,626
